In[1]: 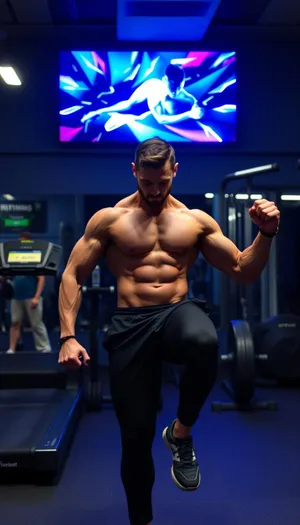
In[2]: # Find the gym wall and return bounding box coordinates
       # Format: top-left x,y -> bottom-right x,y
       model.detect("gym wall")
0,195 -> 81,245
0,28 -> 299,195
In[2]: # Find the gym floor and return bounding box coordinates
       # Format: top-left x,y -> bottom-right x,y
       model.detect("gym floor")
1,382 -> 300,525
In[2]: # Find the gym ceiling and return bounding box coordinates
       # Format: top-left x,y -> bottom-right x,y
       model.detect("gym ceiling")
0,0 -> 299,41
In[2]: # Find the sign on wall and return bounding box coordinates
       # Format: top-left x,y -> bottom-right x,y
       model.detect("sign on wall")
0,201 -> 47,233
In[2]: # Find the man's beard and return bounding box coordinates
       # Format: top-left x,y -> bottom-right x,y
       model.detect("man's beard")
137,183 -> 171,208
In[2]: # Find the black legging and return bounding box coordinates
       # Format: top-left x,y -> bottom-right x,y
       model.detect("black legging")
106,300 -> 219,525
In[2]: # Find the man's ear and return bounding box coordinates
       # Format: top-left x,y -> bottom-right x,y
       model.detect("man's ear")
131,162 -> 137,178
173,162 -> 179,178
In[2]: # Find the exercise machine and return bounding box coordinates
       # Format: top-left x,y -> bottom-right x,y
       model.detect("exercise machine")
0,239 -> 81,484
213,164 -> 300,411
0,239 -> 120,482
212,319 -> 278,412
251,178 -> 300,386
219,163 -> 280,329
212,164 -> 281,411
81,284 -> 115,410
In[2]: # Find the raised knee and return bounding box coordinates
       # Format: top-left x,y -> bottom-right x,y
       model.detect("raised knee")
183,329 -> 218,351
182,330 -> 219,369
202,331 -> 219,352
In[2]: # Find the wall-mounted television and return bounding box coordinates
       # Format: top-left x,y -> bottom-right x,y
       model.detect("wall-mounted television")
59,51 -> 236,144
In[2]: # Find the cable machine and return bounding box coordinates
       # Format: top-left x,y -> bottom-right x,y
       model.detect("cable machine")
212,161 -> 300,412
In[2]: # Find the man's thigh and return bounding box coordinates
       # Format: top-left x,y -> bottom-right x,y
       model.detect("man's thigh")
109,343 -> 162,440
160,301 -> 218,365
11,299 -> 24,324
24,298 -> 43,326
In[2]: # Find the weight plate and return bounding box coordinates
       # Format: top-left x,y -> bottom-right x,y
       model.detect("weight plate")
228,320 -> 255,404
84,378 -> 103,410
253,315 -> 300,381
91,380 -> 102,410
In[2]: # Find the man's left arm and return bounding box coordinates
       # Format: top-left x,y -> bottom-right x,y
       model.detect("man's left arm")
185,92 -> 204,117
32,276 -> 45,307
193,200 -> 280,284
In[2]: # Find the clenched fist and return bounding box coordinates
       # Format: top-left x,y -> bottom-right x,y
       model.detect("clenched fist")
58,338 -> 90,369
249,199 -> 280,234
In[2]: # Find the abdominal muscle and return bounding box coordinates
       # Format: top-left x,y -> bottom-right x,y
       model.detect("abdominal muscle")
117,274 -> 188,307
106,249 -> 192,308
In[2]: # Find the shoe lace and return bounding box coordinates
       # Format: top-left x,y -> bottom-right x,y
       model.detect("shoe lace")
176,438 -> 197,466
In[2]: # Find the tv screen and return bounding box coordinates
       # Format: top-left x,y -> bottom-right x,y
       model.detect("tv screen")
59,51 -> 236,144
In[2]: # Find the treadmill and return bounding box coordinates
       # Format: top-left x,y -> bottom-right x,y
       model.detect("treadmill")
0,239 -> 83,485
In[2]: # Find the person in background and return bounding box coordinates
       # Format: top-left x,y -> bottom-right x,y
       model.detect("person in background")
0,277 -> 10,331
7,232 -> 52,354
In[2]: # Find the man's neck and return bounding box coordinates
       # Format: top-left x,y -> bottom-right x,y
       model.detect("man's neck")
136,193 -> 172,216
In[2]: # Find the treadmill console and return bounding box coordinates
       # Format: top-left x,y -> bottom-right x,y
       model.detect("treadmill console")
0,240 -> 62,276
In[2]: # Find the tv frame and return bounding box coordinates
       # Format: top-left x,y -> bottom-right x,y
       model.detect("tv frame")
57,47 -> 239,153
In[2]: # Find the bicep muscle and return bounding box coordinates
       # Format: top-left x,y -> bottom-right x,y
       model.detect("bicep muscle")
193,211 -> 241,279
64,208 -> 114,284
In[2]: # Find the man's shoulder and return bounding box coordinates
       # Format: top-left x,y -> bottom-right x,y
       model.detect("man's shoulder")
181,89 -> 195,101
89,197 -> 139,229
189,209 -> 221,234
167,201 -> 210,222
85,207 -> 127,239
169,204 -> 214,231
186,209 -> 215,229
188,209 -> 211,220
91,206 -> 127,222
174,206 -> 210,220
114,194 -> 136,209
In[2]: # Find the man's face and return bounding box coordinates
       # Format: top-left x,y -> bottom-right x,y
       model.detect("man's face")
165,78 -> 185,98
132,160 -> 178,208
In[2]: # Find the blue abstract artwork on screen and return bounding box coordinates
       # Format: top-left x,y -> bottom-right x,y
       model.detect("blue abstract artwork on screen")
59,51 -> 236,143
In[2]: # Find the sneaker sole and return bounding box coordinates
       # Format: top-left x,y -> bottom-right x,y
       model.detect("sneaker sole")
162,426 -> 201,492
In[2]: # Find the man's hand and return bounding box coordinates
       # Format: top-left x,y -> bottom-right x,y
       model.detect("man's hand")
81,109 -> 103,123
58,338 -> 90,369
31,297 -> 39,309
249,199 -> 280,234
188,104 -> 203,120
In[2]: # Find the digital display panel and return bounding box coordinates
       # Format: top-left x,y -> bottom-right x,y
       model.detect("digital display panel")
8,251 -> 42,263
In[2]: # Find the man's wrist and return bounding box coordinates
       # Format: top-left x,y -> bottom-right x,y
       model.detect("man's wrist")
259,225 -> 279,238
59,335 -> 76,348
60,330 -> 75,338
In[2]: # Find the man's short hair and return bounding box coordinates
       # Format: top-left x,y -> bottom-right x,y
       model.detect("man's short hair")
165,64 -> 185,84
134,137 -> 176,171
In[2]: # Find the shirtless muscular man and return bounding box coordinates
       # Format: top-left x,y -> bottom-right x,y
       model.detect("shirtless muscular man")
58,137 -> 280,525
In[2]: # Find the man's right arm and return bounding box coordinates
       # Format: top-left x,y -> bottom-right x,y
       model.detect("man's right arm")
81,98 -> 133,122
150,102 -> 188,125
81,81 -> 153,123
59,208 -> 115,338
151,102 -> 201,125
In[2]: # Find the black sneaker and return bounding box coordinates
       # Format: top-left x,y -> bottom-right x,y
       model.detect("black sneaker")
162,420 -> 201,491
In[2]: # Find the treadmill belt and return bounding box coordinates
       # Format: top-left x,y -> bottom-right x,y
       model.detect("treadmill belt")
0,389 -> 67,452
